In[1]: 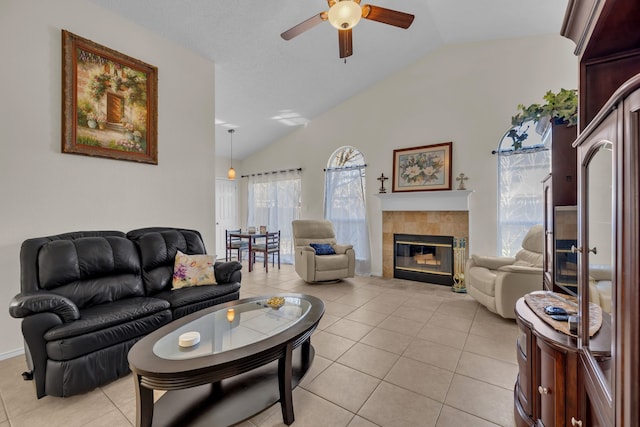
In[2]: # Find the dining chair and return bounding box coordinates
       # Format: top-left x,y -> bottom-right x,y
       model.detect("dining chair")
250,231 -> 280,272
226,229 -> 248,261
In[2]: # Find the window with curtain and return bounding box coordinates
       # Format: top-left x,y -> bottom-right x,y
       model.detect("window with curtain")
324,147 -> 371,275
247,169 -> 301,264
497,121 -> 551,256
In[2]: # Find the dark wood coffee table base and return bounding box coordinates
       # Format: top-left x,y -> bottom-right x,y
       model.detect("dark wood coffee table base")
137,344 -> 314,427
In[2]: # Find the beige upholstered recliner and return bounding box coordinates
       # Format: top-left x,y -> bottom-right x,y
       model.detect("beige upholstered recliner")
465,224 -> 544,319
589,264 -> 612,313
292,220 -> 355,282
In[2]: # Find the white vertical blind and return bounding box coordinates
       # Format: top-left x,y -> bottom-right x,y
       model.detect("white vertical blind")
324,147 -> 372,275
497,122 -> 550,256
247,170 -> 301,264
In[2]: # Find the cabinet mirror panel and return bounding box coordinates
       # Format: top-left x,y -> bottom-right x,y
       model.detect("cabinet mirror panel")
585,141 -> 614,394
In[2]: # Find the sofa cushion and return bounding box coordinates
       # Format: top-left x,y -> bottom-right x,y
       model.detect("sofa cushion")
44,297 -> 171,360
127,227 -> 207,295
44,297 -> 169,341
20,231 -> 126,294
310,243 -> 336,255
172,251 -> 216,289
154,282 -> 241,312
37,236 -> 144,309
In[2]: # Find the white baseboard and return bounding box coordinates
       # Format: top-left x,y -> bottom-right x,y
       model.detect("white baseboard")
0,348 -> 24,361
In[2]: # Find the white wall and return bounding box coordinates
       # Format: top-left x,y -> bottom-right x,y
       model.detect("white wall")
238,34 -> 578,276
0,0 -> 216,357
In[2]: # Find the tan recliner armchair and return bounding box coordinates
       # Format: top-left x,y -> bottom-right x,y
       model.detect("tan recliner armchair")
292,220 -> 355,282
465,224 -> 544,319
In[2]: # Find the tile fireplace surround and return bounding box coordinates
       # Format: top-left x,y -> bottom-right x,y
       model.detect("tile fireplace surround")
377,191 -> 472,279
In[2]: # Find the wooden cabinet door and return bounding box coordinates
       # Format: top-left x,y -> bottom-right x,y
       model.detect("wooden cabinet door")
537,339 -> 565,427
516,319 -> 533,417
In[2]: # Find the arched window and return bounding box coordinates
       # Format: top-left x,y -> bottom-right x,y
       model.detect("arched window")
324,146 -> 371,275
496,121 -> 550,256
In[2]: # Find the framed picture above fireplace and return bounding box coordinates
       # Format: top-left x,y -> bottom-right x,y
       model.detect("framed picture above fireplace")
392,142 -> 452,192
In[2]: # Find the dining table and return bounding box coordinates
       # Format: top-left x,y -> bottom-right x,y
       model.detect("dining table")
229,231 -> 268,272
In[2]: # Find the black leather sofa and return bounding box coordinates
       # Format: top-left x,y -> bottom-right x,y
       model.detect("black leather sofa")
9,227 -> 241,398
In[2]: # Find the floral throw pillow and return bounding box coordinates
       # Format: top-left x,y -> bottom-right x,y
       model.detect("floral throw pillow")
172,250 -> 217,289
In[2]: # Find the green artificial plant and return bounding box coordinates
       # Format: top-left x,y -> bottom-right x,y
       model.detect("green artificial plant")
511,88 -> 578,128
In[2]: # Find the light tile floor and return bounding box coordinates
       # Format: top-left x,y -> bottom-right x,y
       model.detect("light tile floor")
0,263 -> 519,427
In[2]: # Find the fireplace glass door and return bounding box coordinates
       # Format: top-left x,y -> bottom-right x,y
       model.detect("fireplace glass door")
394,234 -> 453,285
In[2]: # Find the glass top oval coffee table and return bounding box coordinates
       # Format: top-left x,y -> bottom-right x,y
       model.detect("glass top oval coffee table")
128,294 -> 324,427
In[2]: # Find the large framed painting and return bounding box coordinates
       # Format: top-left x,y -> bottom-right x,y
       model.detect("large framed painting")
392,142 -> 452,192
62,30 -> 158,164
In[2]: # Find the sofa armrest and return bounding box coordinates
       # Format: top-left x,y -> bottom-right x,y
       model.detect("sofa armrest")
9,292 -> 80,323
333,244 -> 353,255
214,261 -> 242,283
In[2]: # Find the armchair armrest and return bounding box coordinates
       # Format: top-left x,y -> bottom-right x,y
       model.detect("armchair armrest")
333,244 -> 353,255
589,264 -> 612,281
214,261 -> 242,283
294,246 -> 317,282
470,254 -> 516,270
298,246 -> 316,254
494,265 -> 544,318
9,292 -> 79,323
498,264 -> 543,274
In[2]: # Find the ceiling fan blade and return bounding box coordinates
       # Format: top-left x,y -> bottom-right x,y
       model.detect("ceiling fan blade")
362,5 -> 415,29
281,12 -> 328,40
338,29 -> 353,59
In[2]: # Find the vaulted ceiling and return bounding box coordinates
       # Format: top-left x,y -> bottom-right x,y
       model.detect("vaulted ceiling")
89,0 -> 568,160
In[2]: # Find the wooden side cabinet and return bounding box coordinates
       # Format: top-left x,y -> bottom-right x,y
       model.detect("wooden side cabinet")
514,297 -> 581,427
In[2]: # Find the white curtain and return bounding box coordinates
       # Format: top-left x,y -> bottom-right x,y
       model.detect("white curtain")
324,166 -> 372,275
247,170 -> 301,264
498,150 -> 550,256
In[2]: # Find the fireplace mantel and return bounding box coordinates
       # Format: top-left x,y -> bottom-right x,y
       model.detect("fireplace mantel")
374,190 -> 473,212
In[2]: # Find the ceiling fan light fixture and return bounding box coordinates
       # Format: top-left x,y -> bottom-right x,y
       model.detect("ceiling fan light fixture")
328,0 -> 362,30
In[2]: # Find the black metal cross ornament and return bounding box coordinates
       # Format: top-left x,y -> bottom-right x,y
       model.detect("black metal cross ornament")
377,173 -> 389,193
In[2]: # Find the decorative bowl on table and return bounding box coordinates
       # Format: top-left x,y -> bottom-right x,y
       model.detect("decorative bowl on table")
266,296 -> 285,309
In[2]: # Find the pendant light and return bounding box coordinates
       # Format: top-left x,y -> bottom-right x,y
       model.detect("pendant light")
227,129 -> 236,180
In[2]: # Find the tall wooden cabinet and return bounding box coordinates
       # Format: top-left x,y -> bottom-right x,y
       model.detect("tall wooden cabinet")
541,123 -> 578,293
515,2 -> 640,426
530,1 -> 640,426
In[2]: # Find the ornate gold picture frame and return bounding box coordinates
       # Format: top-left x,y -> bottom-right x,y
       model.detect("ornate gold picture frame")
62,30 -> 158,164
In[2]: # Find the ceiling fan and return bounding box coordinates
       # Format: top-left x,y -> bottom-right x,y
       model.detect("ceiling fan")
281,0 -> 415,59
